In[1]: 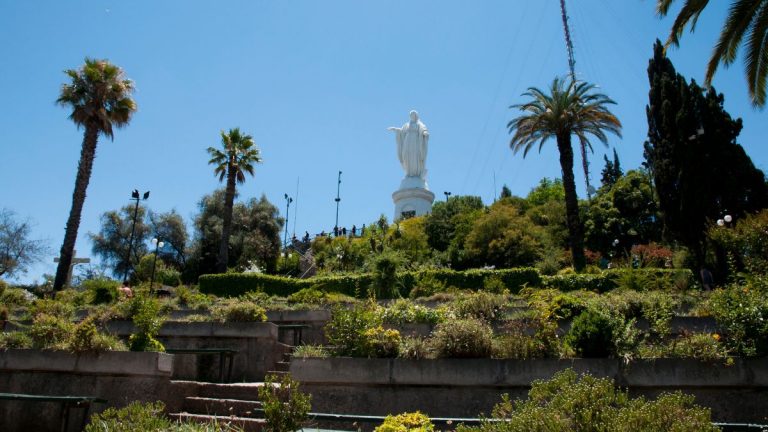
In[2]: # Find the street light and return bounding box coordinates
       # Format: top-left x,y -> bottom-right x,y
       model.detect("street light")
443,191 -> 452,201
149,238 -> 164,295
284,193 -> 293,250
123,189 -> 149,284
334,171 -> 342,231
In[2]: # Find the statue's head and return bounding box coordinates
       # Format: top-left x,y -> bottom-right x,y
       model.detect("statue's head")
409,110 -> 419,122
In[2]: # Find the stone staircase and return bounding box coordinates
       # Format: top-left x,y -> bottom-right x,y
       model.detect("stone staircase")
169,382 -> 268,431
168,351 -> 295,431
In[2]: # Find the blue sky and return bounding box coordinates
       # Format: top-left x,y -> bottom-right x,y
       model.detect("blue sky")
1,1 -> 766,283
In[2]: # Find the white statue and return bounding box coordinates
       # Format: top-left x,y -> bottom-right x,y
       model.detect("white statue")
388,110 -> 429,179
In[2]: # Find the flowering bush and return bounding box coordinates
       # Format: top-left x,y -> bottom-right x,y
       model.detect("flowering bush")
375,412 -> 434,432
630,243 -> 673,268
361,326 -> 401,358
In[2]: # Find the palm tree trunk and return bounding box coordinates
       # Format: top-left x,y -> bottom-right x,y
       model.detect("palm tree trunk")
216,165 -> 237,273
53,125 -> 99,290
557,132 -> 587,271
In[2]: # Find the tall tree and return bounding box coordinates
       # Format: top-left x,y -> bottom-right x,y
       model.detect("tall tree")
600,148 -> 623,189
185,190 -> 282,280
644,40 -> 768,262
207,128 -> 262,273
53,59 -> 137,290
0,209 -> 48,279
657,0 -> 768,107
508,77 -> 622,271
90,207 -> 187,278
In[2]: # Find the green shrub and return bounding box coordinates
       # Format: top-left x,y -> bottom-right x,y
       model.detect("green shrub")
431,318 -> 493,358
82,278 -> 120,305
325,303 -> 382,357
542,269 -> 693,293
68,317 -> 126,352
0,331 -> 32,349
287,287 -> 328,305
54,288 -> 87,307
564,309 -> 615,358
28,314 -> 73,349
0,305 -> 7,321
198,268 -> 541,299
360,326 -> 401,358
375,412 -> 434,432
483,275 -> 508,294
456,369 -> 718,432
85,401 -> 171,432
211,301 -> 267,322
668,332 -> 729,361
258,373 -> 311,432
408,273 -> 446,299
128,295 -> 166,352
0,287 -> 32,308
708,284 -> 768,357
0,279 -> 7,296
379,299 -> 443,325
492,320 -> 561,359
175,285 -> 214,311
452,291 -> 506,322
398,336 -> 432,360
292,344 -> 330,359
30,298 -> 75,320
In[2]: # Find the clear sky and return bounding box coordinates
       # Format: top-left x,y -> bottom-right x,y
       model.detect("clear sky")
1,1 -> 765,283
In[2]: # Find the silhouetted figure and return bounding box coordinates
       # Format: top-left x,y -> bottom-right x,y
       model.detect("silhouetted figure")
351,225 -> 357,236
333,226 -> 339,237
700,268 -> 714,291
342,227 -> 347,236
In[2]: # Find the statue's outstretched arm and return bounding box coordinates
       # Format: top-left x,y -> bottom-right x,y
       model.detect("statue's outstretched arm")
387,127 -> 401,132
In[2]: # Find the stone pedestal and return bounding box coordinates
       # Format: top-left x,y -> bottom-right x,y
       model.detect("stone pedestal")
393,176 -> 435,219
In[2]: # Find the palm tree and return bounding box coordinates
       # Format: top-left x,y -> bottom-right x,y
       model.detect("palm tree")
657,0 -> 768,107
508,77 -> 622,271
53,58 -> 136,291
207,128 -> 262,273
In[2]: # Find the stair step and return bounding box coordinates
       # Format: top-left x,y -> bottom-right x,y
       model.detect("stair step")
282,352 -> 293,362
169,412 -> 266,432
273,361 -> 291,372
265,370 -> 289,378
190,382 -> 268,400
183,396 -> 263,418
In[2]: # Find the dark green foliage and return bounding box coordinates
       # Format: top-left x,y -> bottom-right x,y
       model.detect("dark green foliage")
258,373 -> 311,432
199,268 -> 542,298
565,310 -> 615,357
600,148 -> 623,189
68,317 -> 126,352
456,369 -> 718,432
82,278 -> 120,304
644,40 -> 768,263
369,250 -> 405,298
464,201 -> 544,269
84,401 -> 237,432
431,318 -> 493,358
542,268 -> 693,293
500,185 -> 513,199
424,196 -> 484,252
526,178 -> 565,207
185,190 -> 283,281
584,170 -> 662,256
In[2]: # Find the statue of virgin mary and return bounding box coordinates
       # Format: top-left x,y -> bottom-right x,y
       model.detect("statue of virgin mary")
388,110 -> 429,179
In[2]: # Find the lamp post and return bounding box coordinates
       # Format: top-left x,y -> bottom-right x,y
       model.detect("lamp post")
149,238 -> 164,294
284,193 -> 293,250
123,189 -> 150,284
443,191 -> 451,202
717,213 -> 733,227
334,171 -> 342,231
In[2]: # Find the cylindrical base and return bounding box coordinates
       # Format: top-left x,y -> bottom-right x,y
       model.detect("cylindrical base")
392,183 -> 435,220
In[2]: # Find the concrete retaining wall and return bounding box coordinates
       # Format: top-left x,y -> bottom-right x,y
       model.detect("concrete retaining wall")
290,357 -> 768,423
0,350 -> 173,432
105,321 -> 288,382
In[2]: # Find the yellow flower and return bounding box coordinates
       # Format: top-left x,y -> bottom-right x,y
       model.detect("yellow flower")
712,333 -> 721,341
